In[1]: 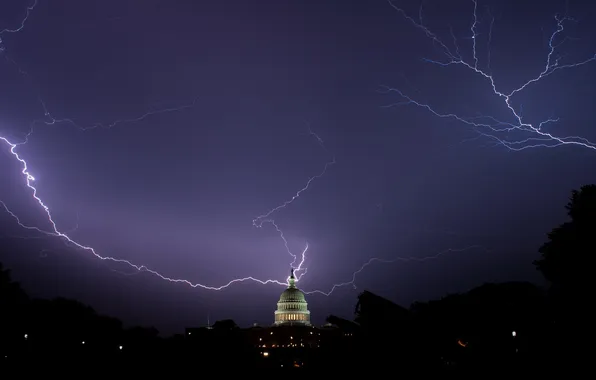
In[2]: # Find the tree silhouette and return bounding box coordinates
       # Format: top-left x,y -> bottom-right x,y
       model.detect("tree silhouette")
0,262 -> 28,304
0,262 -> 29,355
212,319 -> 238,330
534,185 -> 596,299
533,185 -> 596,369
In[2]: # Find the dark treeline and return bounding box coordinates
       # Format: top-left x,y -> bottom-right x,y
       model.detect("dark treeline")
1,185 -> 594,372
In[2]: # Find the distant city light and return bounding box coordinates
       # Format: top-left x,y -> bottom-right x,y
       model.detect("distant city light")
119,345 -> 123,350
262,352 -> 269,357
24,334 -> 28,339
81,341 -> 85,345
512,331 -> 517,337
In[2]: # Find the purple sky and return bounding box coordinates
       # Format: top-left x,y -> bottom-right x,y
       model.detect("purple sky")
1,0 -> 595,335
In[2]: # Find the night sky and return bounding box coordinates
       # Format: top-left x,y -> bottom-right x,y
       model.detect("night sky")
1,0 -> 595,335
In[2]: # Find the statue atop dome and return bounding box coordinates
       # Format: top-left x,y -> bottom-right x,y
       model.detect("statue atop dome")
288,267 -> 296,288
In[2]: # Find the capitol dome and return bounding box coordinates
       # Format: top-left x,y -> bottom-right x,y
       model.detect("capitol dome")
274,269 -> 311,326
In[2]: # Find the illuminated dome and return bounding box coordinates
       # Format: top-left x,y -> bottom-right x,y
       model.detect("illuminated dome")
274,269 -> 311,326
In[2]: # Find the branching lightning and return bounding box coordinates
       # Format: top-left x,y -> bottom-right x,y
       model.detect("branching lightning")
35,98 -> 199,132
0,123 -> 333,290
384,0 -> 596,151
304,245 -> 489,296
0,0 -> 36,53
0,133 -> 293,289
0,1 -> 293,291
1,1 -> 487,297
252,128 -> 335,282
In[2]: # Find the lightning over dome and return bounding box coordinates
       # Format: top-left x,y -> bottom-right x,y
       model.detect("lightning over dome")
274,268 -> 311,326
1,0 -> 594,332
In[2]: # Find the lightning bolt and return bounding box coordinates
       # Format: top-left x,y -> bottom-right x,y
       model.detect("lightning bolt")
303,245 -> 489,296
0,133 -> 295,289
0,0 -> 36,53
35,98 -> 199,132
0,124 -> 333,290
0,1 -> 308,291
383,0 -> 596,151
1,1 -> 488,299
2,1 -> 196,134
252,128 -> 335,282
1,1 -> 332,289
252,131 -> 335,227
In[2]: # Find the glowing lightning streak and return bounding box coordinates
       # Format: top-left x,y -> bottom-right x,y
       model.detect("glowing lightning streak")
0,126 -> 331,290
304,245 -> 489,296
384,0 -> 596,151
0,0 -> 328,291
260,219 -> 309,281
252,129 -> 335,282
36,98 -> 199,131
0,1 -> 326,290
1,1 -> 196,133
252,131 -> 335,227
3,51 -> 198,133
0,3 -> 300,291
0,0 -> 37,52
0,1 -> 485,297
0,135 -> 296,289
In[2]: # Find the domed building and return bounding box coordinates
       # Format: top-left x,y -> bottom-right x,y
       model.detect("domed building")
274,269 -> 311,326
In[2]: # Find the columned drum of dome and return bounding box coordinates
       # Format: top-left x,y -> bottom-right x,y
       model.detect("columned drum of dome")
274,269 -> 311,326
